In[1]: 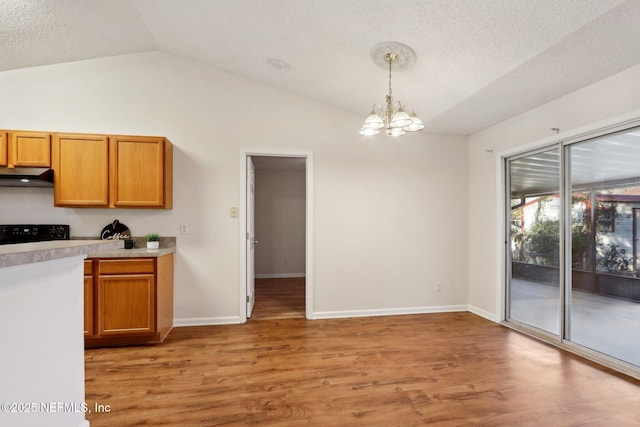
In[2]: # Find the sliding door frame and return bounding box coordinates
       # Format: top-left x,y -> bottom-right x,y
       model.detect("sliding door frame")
503,144 -> 564,342
499,116 -> 640,380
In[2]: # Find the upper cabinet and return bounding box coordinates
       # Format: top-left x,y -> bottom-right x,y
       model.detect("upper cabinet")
52,133 -> 173,209
110,136 -> 173,209
0,131 -> 51,168
53,134 -> 110,207
0,131 -> 7,166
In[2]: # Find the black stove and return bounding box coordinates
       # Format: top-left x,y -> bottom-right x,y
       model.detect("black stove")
0,224 -> 70,245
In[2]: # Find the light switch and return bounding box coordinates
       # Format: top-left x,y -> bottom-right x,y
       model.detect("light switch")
230,207 -> 238,218
180,224 -> 189,235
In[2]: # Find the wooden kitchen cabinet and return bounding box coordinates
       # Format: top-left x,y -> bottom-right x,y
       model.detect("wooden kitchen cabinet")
99,273 -> 156,335
8,131 -> 51,167
0,130 -> 50,167
52,132 -> 173,208
0,131 -> 7,166
110,136 -> 173,208
84,254 -> 174,348
52,133 -> 110,207
84,260 -> 94,337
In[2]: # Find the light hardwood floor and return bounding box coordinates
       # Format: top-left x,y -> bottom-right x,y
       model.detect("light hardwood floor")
84,312 -> 640,426
250,277 -> 305,320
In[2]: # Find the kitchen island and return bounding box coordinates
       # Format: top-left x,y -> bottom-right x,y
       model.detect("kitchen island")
0,239 -> 123,268
0,240 -> 122,427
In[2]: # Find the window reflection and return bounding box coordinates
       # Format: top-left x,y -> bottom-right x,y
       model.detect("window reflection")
569,130 -> 640,367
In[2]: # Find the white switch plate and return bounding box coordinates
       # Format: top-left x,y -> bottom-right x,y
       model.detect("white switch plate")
180,224 -> 189,235
230,207 -> 238,218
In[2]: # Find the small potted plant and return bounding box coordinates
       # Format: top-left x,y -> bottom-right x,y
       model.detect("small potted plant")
145,233 -> 160,250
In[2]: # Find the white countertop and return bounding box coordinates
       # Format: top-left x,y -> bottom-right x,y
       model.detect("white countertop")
0,240 -> 123,269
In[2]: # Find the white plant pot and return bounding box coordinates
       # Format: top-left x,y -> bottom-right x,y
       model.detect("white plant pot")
147,241 -> 159,250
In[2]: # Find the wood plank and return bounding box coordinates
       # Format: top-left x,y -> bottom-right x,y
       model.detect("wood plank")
85,312 -> 640,426
250,277 -> 305,320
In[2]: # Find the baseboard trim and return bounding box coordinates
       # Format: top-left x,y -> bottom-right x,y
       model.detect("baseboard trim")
173,316 -> 242,327
311,305 -> 469,320
467,305 -> 500,323
255,273 -> 306,279
173,306 -> 500,326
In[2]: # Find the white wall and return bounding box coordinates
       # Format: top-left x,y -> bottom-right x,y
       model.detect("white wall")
254,168 -> 306,277
467,63 -> 640,321
0,51 -> 468,323
0,257 -> 87,427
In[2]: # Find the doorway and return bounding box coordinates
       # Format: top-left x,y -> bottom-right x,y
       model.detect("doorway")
239,149 -> 314,322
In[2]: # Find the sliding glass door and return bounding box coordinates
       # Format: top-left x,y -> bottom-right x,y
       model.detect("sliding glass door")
507,148 -> 561,336
567,130 -> 640,367
506,126 -> 640,371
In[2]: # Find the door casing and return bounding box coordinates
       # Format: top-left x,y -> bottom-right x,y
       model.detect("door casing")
246,156 -> 256,318
239,149 -> 314,321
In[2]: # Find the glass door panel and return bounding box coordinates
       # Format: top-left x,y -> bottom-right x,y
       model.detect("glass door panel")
568,131 -> 640,367
508,148 -> 561,335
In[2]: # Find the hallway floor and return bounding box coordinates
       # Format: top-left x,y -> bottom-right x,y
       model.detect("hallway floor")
250,277 -> 305,320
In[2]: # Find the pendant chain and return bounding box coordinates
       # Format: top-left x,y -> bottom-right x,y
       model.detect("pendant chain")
387,59 -> 393,101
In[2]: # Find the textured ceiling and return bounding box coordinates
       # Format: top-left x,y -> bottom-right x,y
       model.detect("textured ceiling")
1,0 -> 639,135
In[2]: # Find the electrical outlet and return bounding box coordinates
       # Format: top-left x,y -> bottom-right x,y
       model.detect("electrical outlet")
180,224 -> 189,235
436,281 -> 443,292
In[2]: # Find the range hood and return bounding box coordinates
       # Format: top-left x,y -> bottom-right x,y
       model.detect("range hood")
0,167 -> 54,187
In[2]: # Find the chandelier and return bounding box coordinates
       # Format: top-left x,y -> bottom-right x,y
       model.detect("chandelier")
360,42 -> 424,137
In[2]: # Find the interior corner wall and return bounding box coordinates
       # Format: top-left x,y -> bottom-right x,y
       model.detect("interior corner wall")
467,63 -> 640,321
254,168 -> 306,277
0,51 -> 468,324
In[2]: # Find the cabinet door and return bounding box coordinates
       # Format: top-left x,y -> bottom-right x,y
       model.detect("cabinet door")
84,276 -> 94,336
9,131 -> 51,167
0,131 -> 7,166
84,260 -> 94,337
98,274 -> 155,336
52,134 -> 109,207
110,136 -> 171,208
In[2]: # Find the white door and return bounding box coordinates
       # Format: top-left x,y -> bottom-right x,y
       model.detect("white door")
246,156 -> 256,317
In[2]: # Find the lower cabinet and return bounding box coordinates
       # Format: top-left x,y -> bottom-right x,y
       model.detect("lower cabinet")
84,261 -> 94,337
84,254 -> 174,347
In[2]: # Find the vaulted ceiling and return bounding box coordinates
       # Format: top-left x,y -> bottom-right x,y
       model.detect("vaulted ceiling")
2,0 -> 639,135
